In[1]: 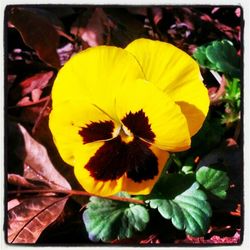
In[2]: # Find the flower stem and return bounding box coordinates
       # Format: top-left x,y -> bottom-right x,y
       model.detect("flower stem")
8,188 -> 145,205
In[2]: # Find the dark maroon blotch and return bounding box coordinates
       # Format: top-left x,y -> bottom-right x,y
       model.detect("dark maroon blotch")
85,137 -> 158,182
122,109 -> 155,142
79,120 -> 114,144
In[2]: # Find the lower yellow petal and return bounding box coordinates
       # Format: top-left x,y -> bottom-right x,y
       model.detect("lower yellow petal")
74,141 -> 124,197
122,146 -> 169,195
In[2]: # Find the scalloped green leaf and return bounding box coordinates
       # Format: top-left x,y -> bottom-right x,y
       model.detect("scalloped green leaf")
83,193 -> 149,242
196,166 -> 230,199
147,182 -> 212,237
193,40 -> 240,78
193,46 -> 216,70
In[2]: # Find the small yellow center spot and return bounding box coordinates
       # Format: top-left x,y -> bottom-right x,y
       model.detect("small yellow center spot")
120,126 -> 134,144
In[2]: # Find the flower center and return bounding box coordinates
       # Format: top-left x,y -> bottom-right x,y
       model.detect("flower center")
121,109 -> 155,143
120,126 -> 134,144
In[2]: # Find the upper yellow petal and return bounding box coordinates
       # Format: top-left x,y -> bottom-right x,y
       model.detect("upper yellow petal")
51,45 -> 144,121
115,79 -> 191,152
125,38 -> 210,136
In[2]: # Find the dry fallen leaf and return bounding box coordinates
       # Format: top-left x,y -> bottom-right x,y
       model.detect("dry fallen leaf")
17,124 -> 71,190
8,196 -> 68,243
71,8 -> 110,47
7,123 -> 72,244
8,174 -> 37,189
20,71 -> 54,97
8,7 -> 60,69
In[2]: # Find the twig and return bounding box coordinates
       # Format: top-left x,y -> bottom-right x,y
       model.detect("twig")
56,30 -> 75,42
8,189 -> 145,205
32,95 -> 51,135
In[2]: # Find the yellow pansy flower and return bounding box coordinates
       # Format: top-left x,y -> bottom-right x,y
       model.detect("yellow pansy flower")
49,38 -> 209,197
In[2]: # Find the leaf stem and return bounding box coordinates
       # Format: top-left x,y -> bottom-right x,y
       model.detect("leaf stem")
8,189 -> 145,205
210,69 -> 222,85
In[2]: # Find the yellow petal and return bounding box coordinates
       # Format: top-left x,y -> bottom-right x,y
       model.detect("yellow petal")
51,45 -> 144,121
49,99 -> 120,166
125,38 -> 209,136
122,146 -> 169,195
115,79 -> 191,152
74,141 -> 124,197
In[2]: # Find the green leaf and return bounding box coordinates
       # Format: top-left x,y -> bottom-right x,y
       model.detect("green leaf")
193,46 -> 216,70
224,78 -> 241,108
147,181 -> 212,237
153,173 -> 195,199
193,40 -> 240,78
191,114 -> 225,154
196,166 -> 230,199
83,193 -> 149,242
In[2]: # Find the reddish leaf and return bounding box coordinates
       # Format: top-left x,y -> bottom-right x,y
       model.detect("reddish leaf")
8,7 -> 60,68
20,71 -> 54,96
8,196 -> 68,243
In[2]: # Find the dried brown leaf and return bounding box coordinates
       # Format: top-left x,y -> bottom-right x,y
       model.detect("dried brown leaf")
210,75 -> 227,104
8,174 -> 37,189
20,71 -> 54,96
175,231 -> 241,244
16,96 -> 31,106
71,8 -> 110,47
18,124 -> 71,190
20,7 -> 74,42
152,7 -> 163,25
8,7 -> 60,68
8,199 -> 21,210
103,8 -> 145,47
8,196 -> 68,243
126,7 -> 147,16
31,88 -> 43,102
